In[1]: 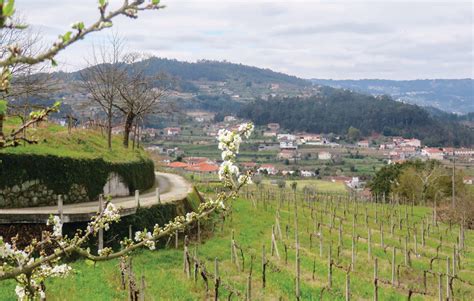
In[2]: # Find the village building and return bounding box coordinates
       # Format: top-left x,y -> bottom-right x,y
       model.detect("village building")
300,170 -> 316,177
421,148 -> 444,160
318,151 -> 332,160
185,162 -> 219,174
278,149 -> 301,162
167,161 -> 188,169
241,162 -> 258,170
400,138 -> 421,148
263,131 -> 278,137
298,133 -> 326,144
258,143 -> 280,151
455,148 -> 474,157
267,123 -> 280,131
463,176 -> 474,185
223,116 -> 237,122
277,133 -> 296,141
279,138 -> 298,150
258,164 -> 278,175
379,143 -> 396,150
357,140 -> 370,148
163,127 -> 181,136
183,157 -> 212,165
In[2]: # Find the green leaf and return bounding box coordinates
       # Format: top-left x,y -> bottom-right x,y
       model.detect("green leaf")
50,59 -> 58,67
72,21 -> 85,31
152,0 -> 160,4
0,99 -> 7,115
61,31 -> 72,43
98,0 -> 107,7
3,0 -> 15,17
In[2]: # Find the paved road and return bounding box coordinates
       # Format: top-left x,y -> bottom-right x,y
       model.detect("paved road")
0,172 -> 193,224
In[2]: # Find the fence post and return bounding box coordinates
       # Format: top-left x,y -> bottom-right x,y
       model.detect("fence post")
156,188 -> 160,204
135,190 -> 140,208
57,194 -> 64,223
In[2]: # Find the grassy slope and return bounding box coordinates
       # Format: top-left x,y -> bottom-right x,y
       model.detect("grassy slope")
0,187 -> 472,300
262,179 -> 348,194
1,117 -> 147,163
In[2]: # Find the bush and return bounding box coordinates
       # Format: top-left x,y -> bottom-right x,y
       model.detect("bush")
0,153 -> 155,205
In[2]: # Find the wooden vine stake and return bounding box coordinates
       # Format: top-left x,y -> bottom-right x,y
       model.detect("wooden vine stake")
373,258 -> 378,301
214,258 -> 220,301
183,235 -> 191,278
271,225 -> 280,259
391,247 -> 396,286
262,245 -> 267,289
328,244 -> 333,289
446,257 -> 451,300
345,271 -> 351,301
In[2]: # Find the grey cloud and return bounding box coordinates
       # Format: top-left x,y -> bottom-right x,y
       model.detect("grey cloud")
13,0 -> 474,79
273,22 -> 393,36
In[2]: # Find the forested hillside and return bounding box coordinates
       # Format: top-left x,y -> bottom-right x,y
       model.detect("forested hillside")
239,87 -> 474,147
311,78 -> 474,114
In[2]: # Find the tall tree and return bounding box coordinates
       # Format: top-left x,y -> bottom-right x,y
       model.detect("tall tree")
114,54 -> 165,147
79,35 -> 126,150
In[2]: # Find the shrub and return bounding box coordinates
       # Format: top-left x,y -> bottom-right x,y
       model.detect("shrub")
0,153 -> 155,205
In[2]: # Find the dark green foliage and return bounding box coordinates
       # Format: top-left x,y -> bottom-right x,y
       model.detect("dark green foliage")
239,88 -> 474,147
0,153 -> 155,204
368,160 -> 427,199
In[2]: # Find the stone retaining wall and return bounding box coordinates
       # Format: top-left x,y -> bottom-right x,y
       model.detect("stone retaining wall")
0,173 -> 131,208
0,180 -> 89,208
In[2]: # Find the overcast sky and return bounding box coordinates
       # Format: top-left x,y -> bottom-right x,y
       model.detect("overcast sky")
16,0 -> 474,80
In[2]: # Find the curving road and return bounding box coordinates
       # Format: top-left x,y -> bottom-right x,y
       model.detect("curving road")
0,172 -> 193,224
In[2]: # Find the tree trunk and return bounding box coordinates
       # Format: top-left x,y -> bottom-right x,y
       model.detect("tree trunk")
123,112 -> 135,148
107,109 -> 112,150
0,113 -> 4,147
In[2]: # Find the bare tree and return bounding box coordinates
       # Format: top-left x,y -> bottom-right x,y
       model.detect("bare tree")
0,20 -> 59,145
114,55 -> 166,147
79,35 -> 126,149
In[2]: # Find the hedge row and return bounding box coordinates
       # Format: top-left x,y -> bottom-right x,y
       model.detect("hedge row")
0,153 -> 155,202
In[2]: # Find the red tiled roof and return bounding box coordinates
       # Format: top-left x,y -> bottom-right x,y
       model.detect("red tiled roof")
185,163 -> 219,172
168,162 -> 188,168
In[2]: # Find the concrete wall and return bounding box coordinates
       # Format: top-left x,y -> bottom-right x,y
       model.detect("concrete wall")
102,172 -> 130,197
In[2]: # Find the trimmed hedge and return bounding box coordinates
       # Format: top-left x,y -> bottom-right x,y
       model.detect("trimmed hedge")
0,153 -> 155,203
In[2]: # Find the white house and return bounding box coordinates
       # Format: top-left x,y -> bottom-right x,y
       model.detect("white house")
279,139 -> 298,149
258,164 -> 278,175
300,170 -> 316,177
401,138 -> 421,148
357,140 -> 370,148
277,133 -> 296,141
318,151 -> 332,160
421,148 -> 444,160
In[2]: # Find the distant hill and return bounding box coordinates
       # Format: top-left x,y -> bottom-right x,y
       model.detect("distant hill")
310,79 -> 474,114
136,58 -> 310,86
239,86 -> 474,147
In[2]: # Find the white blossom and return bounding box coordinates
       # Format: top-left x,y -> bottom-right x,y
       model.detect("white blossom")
47,215 -> 62,237
15,285 -> 26,300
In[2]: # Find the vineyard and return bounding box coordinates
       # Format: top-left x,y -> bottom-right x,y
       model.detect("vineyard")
0,185 -> 472,300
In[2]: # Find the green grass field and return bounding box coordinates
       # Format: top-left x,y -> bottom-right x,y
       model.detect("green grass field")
262,179 -> 348,194
0,188 -> 472,300
1,117 -> 147,163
